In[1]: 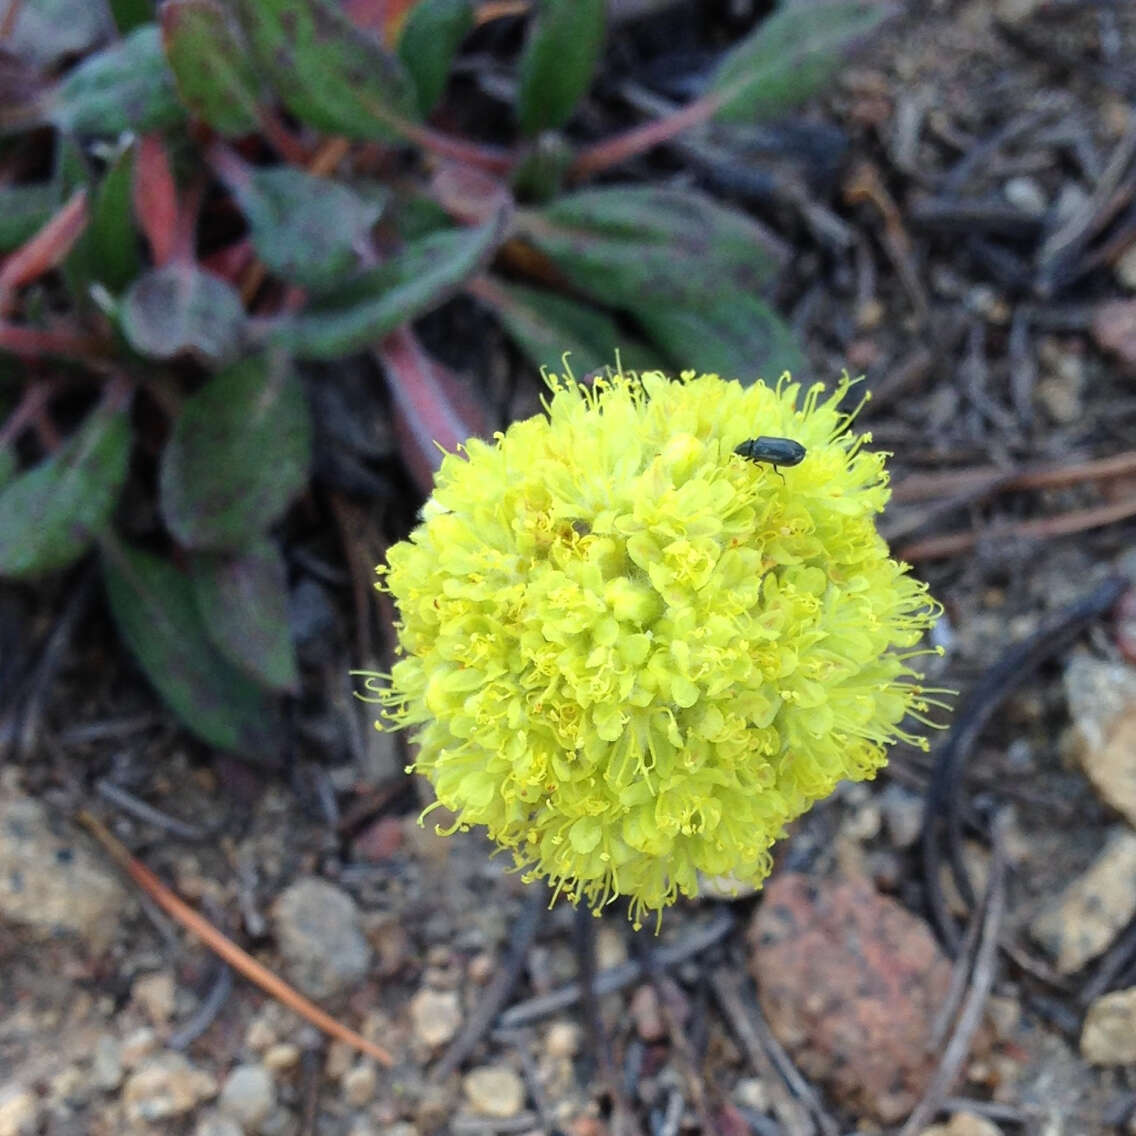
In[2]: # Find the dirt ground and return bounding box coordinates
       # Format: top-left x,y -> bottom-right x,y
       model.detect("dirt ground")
3,1 -> 1136,1134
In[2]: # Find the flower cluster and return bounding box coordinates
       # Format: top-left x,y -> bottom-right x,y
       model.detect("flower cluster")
364,366 -> 942,926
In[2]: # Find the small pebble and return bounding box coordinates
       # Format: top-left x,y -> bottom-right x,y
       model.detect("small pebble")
1003,176 -> 1047,217
121,1027 -> 159,1068
409,988 -> 462,1049
1032,829 -> 1136,973
258,1104 -> 297,1136
342,1061 -> 378,1107
544,1021 -> 581,1059
271,877 -> 372,1000
1081,987 -> 1136,1065
733,1078 -> 770,1113
919,1111 -> 1003,1136
262,1043 -> 301,1074
122,1053 -> 218,1123
467,951 -> 495,985
195,1112 -> 244,1136
630,984 -> 666,1042
245,1019 -> 278,1053
463,1065 -> 526,1119
595,926 -> 628,971
90,1034 -> 124,1090
131,970 -> 177,1028
0,1087 -> 38,1136
218,1064 -> 275,1131
1116,243 -> 1136,292
325,1040 -> 355,1081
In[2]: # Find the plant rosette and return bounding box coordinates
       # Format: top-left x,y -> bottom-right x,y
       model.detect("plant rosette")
361,365 -> 944,928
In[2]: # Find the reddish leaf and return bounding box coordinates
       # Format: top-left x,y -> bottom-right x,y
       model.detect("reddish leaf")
0,190 -> 88,310
190,538 -> 300,693
377,326 -> 486,493
133,134 -> 179,268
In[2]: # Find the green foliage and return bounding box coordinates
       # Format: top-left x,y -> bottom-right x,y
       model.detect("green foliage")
232,0 -> 421,139
517,0 -> 606,135
161,0 -> 262,135
518,186 -> 803,376
0,0 -> 889,749
52,25 -> 185,136
484,279 -> 663,377
83,140 -> 141,293
159,352 -> 312,551
228,165 -> 385,292
122,264 -> 246,364
101,538 -> 283,755
712,0 -> 892,123
397,0 -> 474,115
190,539 -> 300,693
268,219 -> 504,358
0,405 -> 131,578
0,184 -> 57,253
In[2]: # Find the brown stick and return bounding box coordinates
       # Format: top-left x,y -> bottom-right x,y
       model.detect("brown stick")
892,450 -> 1136,504
897,495 -> 1136,562
78,810 -> 396,1067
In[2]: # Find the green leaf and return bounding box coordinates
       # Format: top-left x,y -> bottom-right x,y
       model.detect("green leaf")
0,404 -> 131,578
101,538 -> 282,755
711,1 -> 892,123
397,0 -> 473,115
52,24 -> 186,136
268,217 -> 503,359
121,263 -> 246,363
518,186 -> 802,377
160,351 -> 312,551
190,538 -> 299,693
483,278 -> 663,376
85,140 -> 141,293
229,165 -> 384,292
232,0 -> 420,140
0,185 -> 57,254
108,0 -> 153,34
161,0 -> 261,135
517,0 -> 605,135
0,447 -> 17,491
636,293 -> 803,380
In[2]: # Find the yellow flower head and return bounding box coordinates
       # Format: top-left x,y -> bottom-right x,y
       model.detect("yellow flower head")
364,366 -> 942,927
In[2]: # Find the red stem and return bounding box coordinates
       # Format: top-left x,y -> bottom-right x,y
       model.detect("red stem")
569,91 -> 724,180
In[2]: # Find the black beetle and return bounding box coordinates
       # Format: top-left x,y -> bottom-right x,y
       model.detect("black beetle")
733,436 -> 807,478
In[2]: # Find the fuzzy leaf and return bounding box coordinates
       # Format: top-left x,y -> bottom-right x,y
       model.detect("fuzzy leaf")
0,404 -> 130,578
229,165 -> 384,292
160,351 -> 312,551
122,262 -> 246,363
191,538 -> 299,693
85,140 -> 141,293
397,0 -> 473,114
0,185 -> 58,254
481,278 -> 662,376
108,0 -> 153,34
101,539 -> 282,755
232,0 -> 420,140
52,25 -> 186,136
518,186 -> 801,377
161,0 -> 262,135
517,0 -> 605,135
0,447 -> 15,490
268,217 -> 503,358
711,1 -> 892,123
636,294 -> 803,380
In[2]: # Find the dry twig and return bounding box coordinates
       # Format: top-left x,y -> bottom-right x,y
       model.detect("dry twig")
78,810 -> 397,1066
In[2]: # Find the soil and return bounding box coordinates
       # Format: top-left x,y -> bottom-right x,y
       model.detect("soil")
3,1 -> 1136,1134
